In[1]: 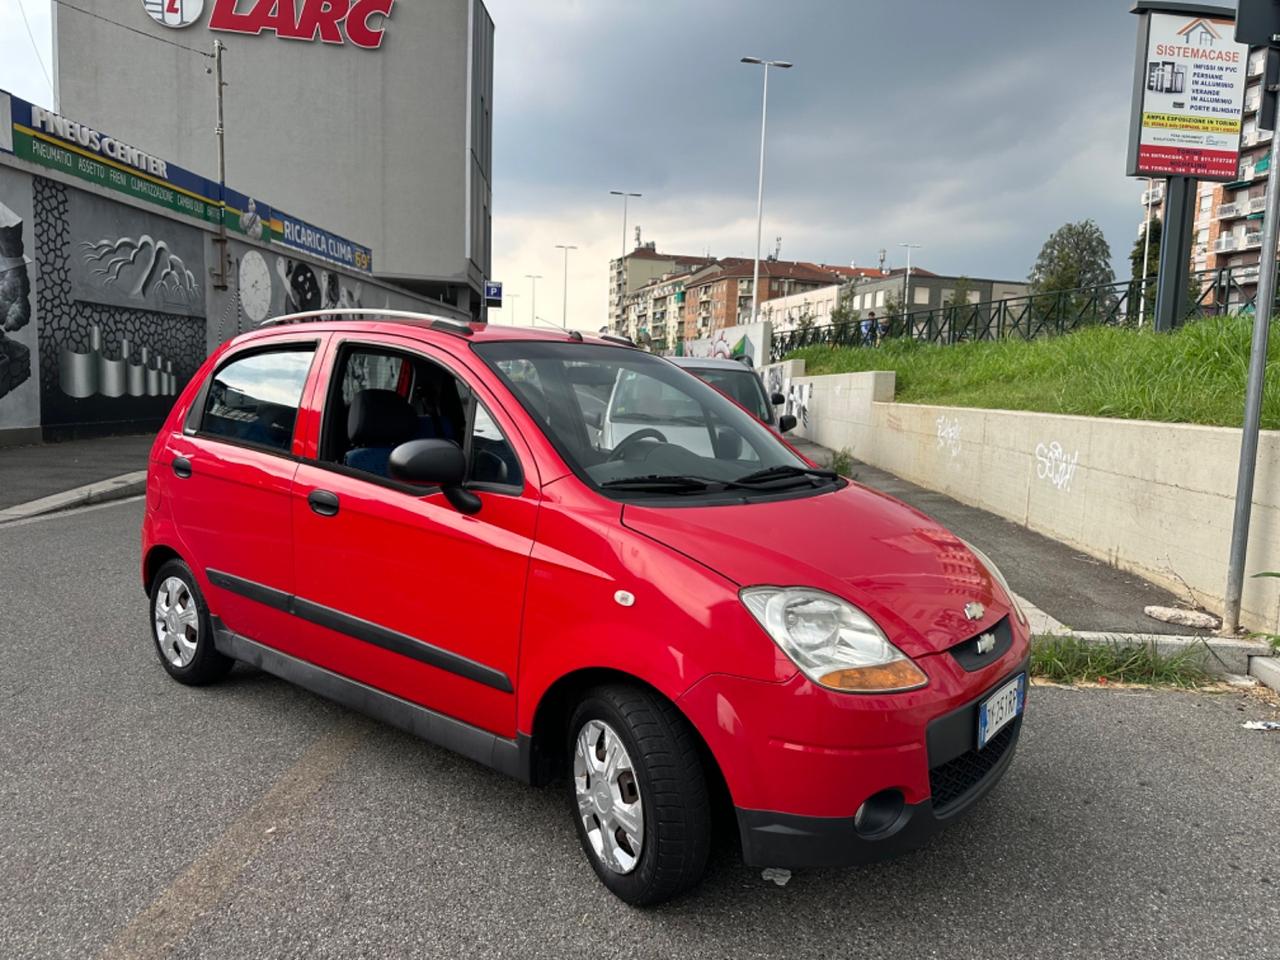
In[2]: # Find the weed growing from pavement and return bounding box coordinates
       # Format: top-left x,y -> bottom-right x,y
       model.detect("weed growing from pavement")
787,315 -> 1280,430
1030,636 -> 1211,688
829,447 -> 854,477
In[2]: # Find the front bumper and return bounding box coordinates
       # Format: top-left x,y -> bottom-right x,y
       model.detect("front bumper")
680,649 -> 1029,868
737,692 -> 1024,868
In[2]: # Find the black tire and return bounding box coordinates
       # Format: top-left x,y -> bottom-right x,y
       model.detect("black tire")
148,559 -> 233,686
567,684 -> 711,906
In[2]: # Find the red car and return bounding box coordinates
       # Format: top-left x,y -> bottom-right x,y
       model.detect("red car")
142,311 -> 1029,905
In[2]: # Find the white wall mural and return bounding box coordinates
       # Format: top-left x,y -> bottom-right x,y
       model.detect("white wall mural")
1035,440 -> 1080,492
0,166 -> 40,432
78,234 -> 200,305
66,189 -> 206,318
680,321 -> 773,365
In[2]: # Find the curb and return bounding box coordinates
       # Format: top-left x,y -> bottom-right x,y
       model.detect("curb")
1031,632 -> 1274,677
0,471 -> 147,524
1250,656 -> 1280,696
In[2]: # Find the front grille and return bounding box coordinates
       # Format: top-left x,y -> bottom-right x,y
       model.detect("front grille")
928,720 -> 1018,813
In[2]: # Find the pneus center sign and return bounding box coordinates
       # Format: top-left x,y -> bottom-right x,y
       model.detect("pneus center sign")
1127,11 -> 1248,180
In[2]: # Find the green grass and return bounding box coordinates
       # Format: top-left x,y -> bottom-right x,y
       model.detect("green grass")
787,316 -> 1280,429
1030,636 -> 1212,688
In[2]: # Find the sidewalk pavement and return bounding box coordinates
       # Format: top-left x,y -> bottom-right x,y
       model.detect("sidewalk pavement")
0,434 -> 154,511
790,438 -> 1207,637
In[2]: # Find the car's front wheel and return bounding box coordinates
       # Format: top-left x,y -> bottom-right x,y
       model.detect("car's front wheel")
149,559 -> 233,686
567,684 -> 710,906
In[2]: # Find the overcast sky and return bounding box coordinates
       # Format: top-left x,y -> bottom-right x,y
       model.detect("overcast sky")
1,0 -> 1146,330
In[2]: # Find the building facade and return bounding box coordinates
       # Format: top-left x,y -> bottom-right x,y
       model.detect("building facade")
842,270 -> 1030,319
52,0 -> 493,317
680,259 -> 841,341
620,270 -> 692,352
609,240 -> 709,335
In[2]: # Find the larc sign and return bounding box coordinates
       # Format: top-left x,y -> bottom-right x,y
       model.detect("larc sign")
142,0 -> 397,50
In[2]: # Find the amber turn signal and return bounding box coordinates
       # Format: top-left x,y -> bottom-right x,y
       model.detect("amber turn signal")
818,659 -> 928,693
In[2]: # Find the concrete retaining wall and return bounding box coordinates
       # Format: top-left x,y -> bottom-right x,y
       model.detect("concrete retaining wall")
764,361 -> 1280,633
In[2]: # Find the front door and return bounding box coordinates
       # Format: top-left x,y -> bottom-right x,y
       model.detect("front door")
162,337 -> 325,644
289,335 -> 540,737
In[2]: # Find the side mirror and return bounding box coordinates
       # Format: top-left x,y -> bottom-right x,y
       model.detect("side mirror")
585,410 -> 603,429
389,439 -> 481,514
778,414 -> 797,434
770,392 -> 786,406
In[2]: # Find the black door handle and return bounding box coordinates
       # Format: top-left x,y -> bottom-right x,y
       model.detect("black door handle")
307,489 -> 340,517
172,456 -> 192,479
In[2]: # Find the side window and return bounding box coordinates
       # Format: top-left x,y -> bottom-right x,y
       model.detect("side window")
468,401 -> 525,489
201,348 -> 314,453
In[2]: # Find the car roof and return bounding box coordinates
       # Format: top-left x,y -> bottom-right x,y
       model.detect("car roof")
667,355 -> 756,371
224,309 -> 629,350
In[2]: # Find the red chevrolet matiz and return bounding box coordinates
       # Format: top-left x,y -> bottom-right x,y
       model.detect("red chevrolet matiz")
141,311 -> 1028,905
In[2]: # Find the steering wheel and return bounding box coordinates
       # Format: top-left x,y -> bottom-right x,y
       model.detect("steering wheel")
608,428 -> 668,461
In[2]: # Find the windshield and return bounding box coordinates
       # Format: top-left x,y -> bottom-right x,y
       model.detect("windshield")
686,366 -> 772,422
474,342 -> 823,499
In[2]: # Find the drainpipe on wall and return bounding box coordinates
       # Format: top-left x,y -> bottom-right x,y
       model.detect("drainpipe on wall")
210,39 -> 229,291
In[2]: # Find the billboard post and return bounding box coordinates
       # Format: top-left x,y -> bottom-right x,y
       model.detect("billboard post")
1224,1 -> 1280,633
1127,3 -> 1246,330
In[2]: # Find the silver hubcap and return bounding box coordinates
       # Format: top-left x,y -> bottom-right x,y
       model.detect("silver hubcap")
573,719 -> 644,875
154,576 -> 199,667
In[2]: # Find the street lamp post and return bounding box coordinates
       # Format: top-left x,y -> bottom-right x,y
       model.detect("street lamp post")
741,56 -> 792,326
525,274 -> 542,328
609,191 -> 642,334
555,244 -> 577,329
899,242 -> 922,333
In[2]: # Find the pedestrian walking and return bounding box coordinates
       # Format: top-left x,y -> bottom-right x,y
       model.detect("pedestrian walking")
860,312 -> 874,347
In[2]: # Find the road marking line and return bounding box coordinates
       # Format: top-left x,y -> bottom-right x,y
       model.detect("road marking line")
96,719 -> 369,960
0,495 -> 146,529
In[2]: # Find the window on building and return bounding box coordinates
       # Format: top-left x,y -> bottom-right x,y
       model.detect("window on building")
913,287 -> 930,305
967,290 -> 981,304
874,291 -> 885,307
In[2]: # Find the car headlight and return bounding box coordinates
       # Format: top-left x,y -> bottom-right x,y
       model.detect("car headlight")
961,540 -> 1027,627
740,587 -> 927,693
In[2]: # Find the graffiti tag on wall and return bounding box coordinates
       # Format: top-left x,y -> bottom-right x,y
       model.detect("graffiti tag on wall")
936,415 -> 962,458
1035,441 -> 1079,492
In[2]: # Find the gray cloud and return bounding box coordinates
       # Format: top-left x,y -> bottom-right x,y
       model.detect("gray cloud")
487,0 -> 1148,325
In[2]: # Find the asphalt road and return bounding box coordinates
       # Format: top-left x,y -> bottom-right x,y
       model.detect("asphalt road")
2,499 -> 1278,960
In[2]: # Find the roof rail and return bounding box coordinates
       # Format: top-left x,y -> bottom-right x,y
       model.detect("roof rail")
258,308 -> 474,337
599,334 -> 637,347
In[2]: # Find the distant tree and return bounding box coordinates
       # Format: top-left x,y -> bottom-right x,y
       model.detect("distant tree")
944,277 -> 974,308
1029,219 -> 1115,295
829,300 -> 860,345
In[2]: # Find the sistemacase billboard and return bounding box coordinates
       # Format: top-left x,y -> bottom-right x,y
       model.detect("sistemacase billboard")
1126,12 -> 1248,181
1,91 -> 373,273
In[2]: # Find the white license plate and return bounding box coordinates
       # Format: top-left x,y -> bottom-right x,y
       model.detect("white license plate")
977,673 -> 1025,750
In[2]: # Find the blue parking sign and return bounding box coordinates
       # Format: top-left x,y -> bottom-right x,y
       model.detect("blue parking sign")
484,281 -> 502,307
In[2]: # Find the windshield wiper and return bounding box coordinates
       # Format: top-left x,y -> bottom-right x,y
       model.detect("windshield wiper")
734,464 -> 839,485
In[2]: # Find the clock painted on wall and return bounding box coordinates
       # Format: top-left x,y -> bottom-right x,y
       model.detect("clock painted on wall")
238,250 -> 272,323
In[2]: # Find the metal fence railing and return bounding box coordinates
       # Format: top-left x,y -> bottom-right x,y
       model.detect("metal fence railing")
768,264 -> 1263,361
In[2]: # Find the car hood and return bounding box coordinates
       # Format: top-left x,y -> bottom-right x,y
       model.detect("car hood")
621,482 -> 1008,657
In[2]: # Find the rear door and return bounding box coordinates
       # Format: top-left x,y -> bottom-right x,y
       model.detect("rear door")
288,334 -> 540,737
162,335 -> 327,643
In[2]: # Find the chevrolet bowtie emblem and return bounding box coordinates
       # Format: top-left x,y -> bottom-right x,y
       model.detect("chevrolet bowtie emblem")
964,601 -> 985,621
975,632 -> 996,655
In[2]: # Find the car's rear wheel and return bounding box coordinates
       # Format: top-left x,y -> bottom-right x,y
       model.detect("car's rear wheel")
567,685 -> 710,906
149,559 -> 232,685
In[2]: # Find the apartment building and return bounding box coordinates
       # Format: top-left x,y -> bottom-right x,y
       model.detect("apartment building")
680,258 -> 842,340
620,270 -> 693,351
1141,46 -> 1272,299
608,241 -> 711,334
844,270 -> 1030,319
